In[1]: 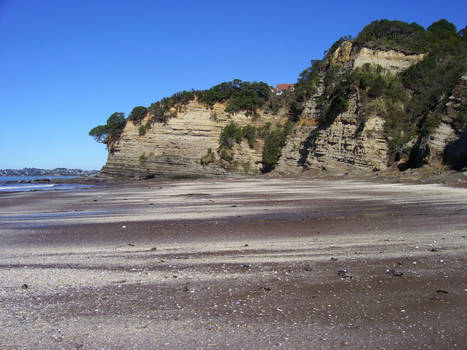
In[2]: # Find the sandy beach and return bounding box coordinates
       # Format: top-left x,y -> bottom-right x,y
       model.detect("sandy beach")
0,177 -> 466,349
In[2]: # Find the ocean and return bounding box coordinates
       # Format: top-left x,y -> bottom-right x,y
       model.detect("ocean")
0,176 -> 94,192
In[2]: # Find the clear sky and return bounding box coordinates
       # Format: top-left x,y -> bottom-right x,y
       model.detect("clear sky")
1,0 -> 465,170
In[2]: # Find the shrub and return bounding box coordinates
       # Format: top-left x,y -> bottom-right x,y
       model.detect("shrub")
148,101 -> 173,124
295,60 -> 322,101
381,101 -> 415,159
196,80 -> 239,107
265,90 -> 294,115
128,106 -> 147,124
402,53 -> 465,122
242,125 -> 257,148
367,76 -> 386,98
219,122 -> 243,149
256,122 -> 271,138
421,113 -> 442,136
200,148 -> 216,165
453,102 -> 467,130
234,127 -> 243,143
148,90 -> 194,124
353,19 -> 429,53
226,81 -> 270,115
170,90 -> 195,105
197,80 -> 271,115
289,60 -> 322,121
220,148 -> 233,162
262,123 -> 292,172
138,125 -> 147,136
138,122 -> 151,136
319,82 -> 351,125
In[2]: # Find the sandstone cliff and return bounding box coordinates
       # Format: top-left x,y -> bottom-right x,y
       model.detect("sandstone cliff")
276,43 -> 424,174
408,74 -> 467,170
276,98 -> 389,174
329,41 -> 425,73
102,102 -> 281,178
96,21 -> 465,179
100,44 -> 442,178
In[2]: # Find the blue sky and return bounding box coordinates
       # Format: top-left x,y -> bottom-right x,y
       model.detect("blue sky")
0,0 -> 465,170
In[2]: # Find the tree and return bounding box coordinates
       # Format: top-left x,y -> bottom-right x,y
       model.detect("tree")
368,76 -> 386,98
427,19 -> 457,37
89,112 -> 126,144
353,19 -> 428,53
197,80 -> 271,115
460,25 -> 467,38
128,106 -> 147,123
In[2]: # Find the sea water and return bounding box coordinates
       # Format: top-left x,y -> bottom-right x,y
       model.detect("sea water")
0,176 -> 94,192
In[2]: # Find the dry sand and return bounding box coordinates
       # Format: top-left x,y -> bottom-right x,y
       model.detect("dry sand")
0,178 -> 466,349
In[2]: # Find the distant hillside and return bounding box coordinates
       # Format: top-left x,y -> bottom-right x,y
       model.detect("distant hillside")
0,168 -> 98,177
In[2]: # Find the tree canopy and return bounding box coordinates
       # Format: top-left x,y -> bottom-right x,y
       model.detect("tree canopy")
127,106 -> 147,123
89,112 -> 126,144
196,80 -> 271,115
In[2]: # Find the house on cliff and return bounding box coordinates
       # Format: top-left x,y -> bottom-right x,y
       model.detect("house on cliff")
273,84 -> 295,95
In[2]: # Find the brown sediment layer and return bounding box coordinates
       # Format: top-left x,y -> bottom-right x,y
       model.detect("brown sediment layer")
0,178 -> 466,349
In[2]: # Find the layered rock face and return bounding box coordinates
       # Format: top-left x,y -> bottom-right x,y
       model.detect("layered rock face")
330,41 -> 425,73
353,47 -> 425,73
276,92 -> 388,174
410,74 -> 467,170
102,102 -> 279,178
100,44 -> 460,178
276,44 -> 421,174
302,101 -> 388,171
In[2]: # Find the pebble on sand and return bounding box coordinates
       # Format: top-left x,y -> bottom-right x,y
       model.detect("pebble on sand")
387,269 -> 404,277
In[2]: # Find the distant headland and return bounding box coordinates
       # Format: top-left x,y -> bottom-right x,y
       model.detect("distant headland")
0,168 -> 99,177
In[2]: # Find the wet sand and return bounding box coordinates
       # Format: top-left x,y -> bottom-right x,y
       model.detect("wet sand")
0,178 -> 466,349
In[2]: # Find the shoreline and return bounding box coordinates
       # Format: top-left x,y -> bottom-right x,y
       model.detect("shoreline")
1,164 -> 466,194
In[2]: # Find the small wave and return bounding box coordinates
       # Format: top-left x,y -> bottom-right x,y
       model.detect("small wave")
0,184 -> 55,191
0,183 -> 95,192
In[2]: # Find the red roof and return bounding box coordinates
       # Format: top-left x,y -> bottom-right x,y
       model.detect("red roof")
276,84 -> 295,91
